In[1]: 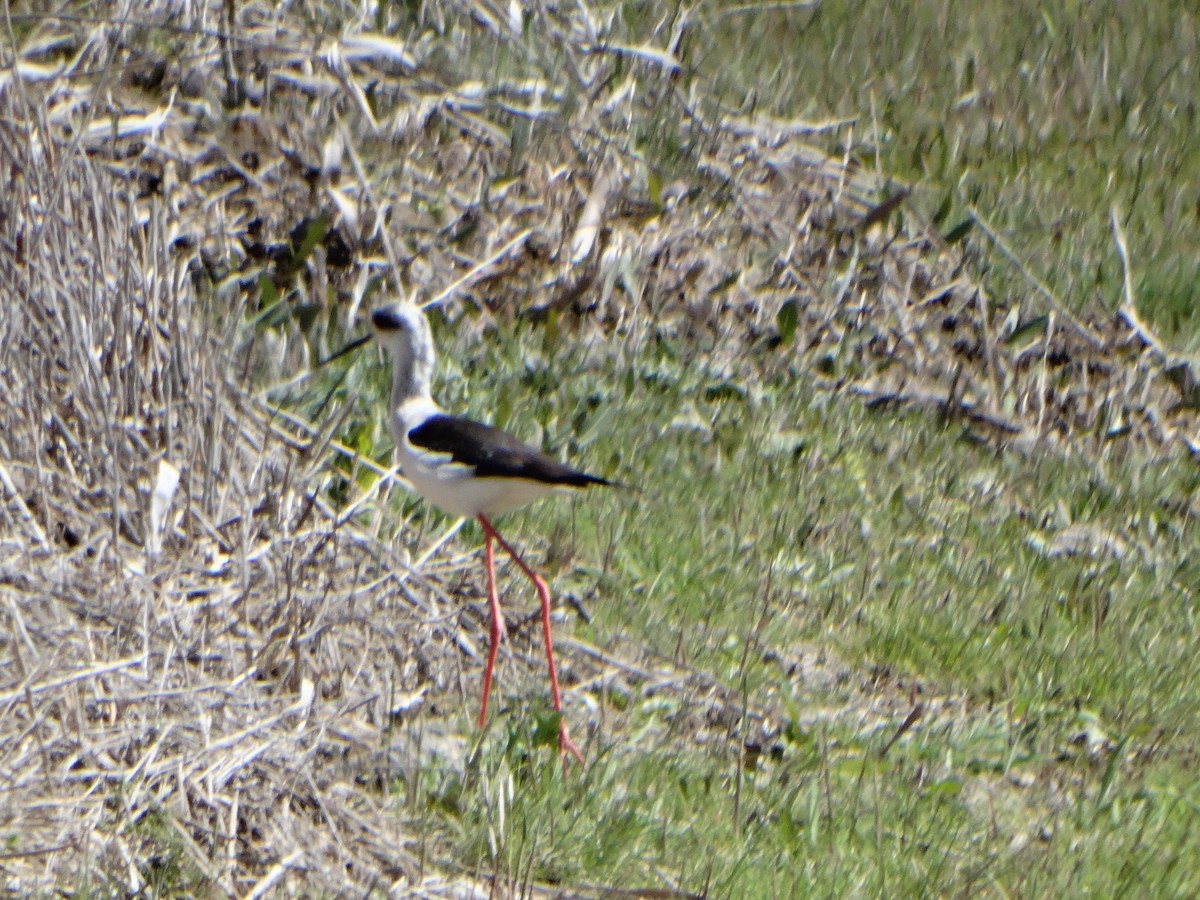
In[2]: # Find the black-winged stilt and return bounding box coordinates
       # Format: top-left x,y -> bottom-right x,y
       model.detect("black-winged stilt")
370,301 -> 613,767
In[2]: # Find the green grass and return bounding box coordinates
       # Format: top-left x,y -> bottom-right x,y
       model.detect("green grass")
695,0 -> 1200,342
340,314 -> 1200,896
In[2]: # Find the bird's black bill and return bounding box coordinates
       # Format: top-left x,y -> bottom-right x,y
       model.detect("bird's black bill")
318,333 -> 371,367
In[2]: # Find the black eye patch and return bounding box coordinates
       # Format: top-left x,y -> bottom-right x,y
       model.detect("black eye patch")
372,308 -> 407,331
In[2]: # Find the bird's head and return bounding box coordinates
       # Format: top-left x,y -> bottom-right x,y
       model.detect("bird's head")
370,301 -> 436,398
315,300 -> 434,393
371,301 -> 434,357
371,301 -> 426,341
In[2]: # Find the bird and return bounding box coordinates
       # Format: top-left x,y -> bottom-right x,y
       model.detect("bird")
369,300 -> 614,767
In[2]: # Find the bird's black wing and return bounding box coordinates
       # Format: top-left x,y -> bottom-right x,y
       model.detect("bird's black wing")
407,414 -> 612,487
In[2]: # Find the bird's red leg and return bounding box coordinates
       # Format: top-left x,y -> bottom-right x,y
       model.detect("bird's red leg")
477,515 -> 584,769
478,518 -> 504,729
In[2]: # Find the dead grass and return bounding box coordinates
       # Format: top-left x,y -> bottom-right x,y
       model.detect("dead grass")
0,0 -> 1197,894
0,82 -> 482,892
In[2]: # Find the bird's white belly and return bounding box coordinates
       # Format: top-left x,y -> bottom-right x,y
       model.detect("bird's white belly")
396,441 -> 563,518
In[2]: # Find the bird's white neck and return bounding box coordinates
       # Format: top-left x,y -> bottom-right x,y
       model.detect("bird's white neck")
387,314 -> 436,410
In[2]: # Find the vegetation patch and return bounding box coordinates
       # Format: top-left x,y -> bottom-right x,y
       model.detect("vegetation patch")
1,1 -> 1198,895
